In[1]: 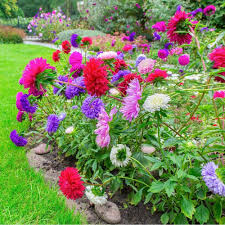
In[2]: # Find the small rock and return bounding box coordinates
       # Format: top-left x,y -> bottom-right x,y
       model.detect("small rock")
33,143 -> 51,155
95,201 -> 121,224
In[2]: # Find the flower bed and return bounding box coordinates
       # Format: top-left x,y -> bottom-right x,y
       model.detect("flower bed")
11,5 -> 225,225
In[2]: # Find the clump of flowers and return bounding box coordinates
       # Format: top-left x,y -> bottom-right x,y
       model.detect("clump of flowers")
85,186 -> 107,205
59,167 -> 85,200
122,44 -> 133,52
10,130 -> 27,147
135,54 -> 146,67
111,70 -> 130,84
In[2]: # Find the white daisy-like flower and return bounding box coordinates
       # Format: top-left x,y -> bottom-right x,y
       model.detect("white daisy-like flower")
97,51 -> 117,60
143,94 -> 170,113
110,144 -> 131,167
85,186 -> 107,205
65,126 -> 74,134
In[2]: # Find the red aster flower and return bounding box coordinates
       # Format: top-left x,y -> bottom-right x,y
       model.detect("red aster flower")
113,59 -> 128,73
122,44 -> 133,52
209,46 -> 225,83
83,58 -> 109,97
145,69 -> 168,83
81,37 -> 92,46
59,167 -> 85,200
118,73 -> 143,95
52,50 -> 61,62
167,11 -> 193,45
62,40 -> 71,54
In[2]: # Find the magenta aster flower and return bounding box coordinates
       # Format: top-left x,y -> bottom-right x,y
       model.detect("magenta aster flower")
120,79 -> 142,122
213,90 -> 225,99
178,54 -> 190,66
17,111 -> 25,122
152,21 -> 167,32
158,49 -> 169,59
95,107 -> 117,148
16,92 -> 24,111
202,162 -> 225,196
69,51 -> 82,66
203,5 -> 216,16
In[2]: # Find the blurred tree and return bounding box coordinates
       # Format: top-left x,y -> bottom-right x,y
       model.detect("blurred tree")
0,0 -> 23,18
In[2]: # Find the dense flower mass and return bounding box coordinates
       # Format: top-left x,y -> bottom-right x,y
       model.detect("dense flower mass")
153,32 -> 161,41
10,130 -> 27,147
120,79 -> 142,122
138,58 -> 156,74
203,5 -> 216,16
16,111 -> 25,122
81,96 -> 104,119
146,69 -> 168,83
202,162 -> 225,196
83,58 -> 109,97
21,57 -> 55,96
167,11 -> 193,45
152,21 -> 167,32
95,107 -> 117,148
178,54 -> 190,66
62,40 -> 71,54
52,50 -> 61,62
46,114 -> 60,133
59,167 -> 85,200
70,64 -> 84,78
65,77 -> 86,99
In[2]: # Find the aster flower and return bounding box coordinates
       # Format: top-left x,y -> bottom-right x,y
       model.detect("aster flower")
65,77 -> 86,99
72,105 -> 78,109
203,5 -> 216,16
129,32 -> 136,41
143,94 -> 171,113
16,92 -> 24,111
213,90 -> 225,99
178,54 -> 190,66
200,27 -> 209,33
53,75 -> 68,95
52,50 -> 61,62
59,167 -> 85,200
146,69 -> 168,83
70,64 -> 84,78
122,44 -> 133,52
152,21 -> 167,32
137,58 -> 156,74
153,32 -> 161,41
135,54 -> 147,67
20,94 -> 37,113
85,186 -> 107,205
21,58 -> 55,96
176,5 -> 182,12
59,112 -> 66,121
169,47 -> 183,55
111,70 -> 130,84
10,130 -> 27,147
97,51 -> 117,60
17,111 -> 25,122
95,107 -> 117,148
164,42 -> 173,50
110,144 -> 131,167
113,59 -> 128,73
202,162 -> 225,196
62,40 -> 71,54
111,39 -> 116,47
46,114 -> 60,133
116,52 -> 124,60
81,37 -> 92,46
71,34 -> 80,47
120,79 -> 142,122
167,11 -> 193,45
69,51 -> 82,66
158,49 -> 169,59
65,126 -> 74,134
81,96 -> 104,119
83,58 -> 109,97
191,8 -> 203,17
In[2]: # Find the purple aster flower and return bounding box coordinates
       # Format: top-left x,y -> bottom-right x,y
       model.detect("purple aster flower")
116,52 -> 124,60
65,77 -> 86,99
96,51 -> 103,56
129,32 -> 136,41
153,32 -> 161,41
176,5 -> 182,12
120,79 -> 142,122
10,130 -> 27,147
53,75 -> 68,95
135,54 -> 147,67
70,64 -> 84,78
59,112 -> 66,121
191,8 -> 203,17
111,70 -> 131,84
202,162 -> 225,196
46,114 -> 60,133
158,49 -> 169,59
72,105 -> 78,109
165,42 -> 174,50
81,96 -> 104,119
200,27 -> 209,33
52,37 -> 59,43
20,94 -> 37,114
71,34 -> 79,47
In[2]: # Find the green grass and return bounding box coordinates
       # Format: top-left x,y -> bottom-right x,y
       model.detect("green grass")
0,44 -> 85,224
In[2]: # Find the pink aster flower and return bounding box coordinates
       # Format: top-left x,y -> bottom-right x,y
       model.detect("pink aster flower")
17,111 -> 24,122
21,58 -> 55,96
95,107 -> 117,148
178,54 -> 190,66
97,51 -> 117,60
213,90 -> 225,99
169,47 -> 183,55
152,21 -> 167,32
120,79 -> 142,122
16,92 -> 24,111
69,51 -> 82,66
203,5 -> 216,16
138,58 -> 156,74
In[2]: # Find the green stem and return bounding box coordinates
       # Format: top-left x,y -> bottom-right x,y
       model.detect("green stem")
118,176 -> 151,187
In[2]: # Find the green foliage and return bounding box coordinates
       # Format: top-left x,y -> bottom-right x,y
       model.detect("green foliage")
0,0 -> 23,18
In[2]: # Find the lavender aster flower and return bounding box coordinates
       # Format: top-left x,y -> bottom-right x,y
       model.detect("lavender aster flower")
191,8 -> 203,17
81,96 -> 104,119
120,79 -> 142,122
65,77 -> 86,99
129,32 -> 136,41
53,75 -> 68,95
59,112 -> 66,121
72,105 -> 78,109
135,54 -> 147,67
165,42 -> 174,50
71,34 -> 79,47
10,130 -> 27,147
176,5 -> 182,12
153,32 -> 161,41
46,114 -> 60,133
111,70 -> 131,84
200,27 -> 209,33
52,37 -> 59,43
20,94 -> 37,113
202,162 -> 225,196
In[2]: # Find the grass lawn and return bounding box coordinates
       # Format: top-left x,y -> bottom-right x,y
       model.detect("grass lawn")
0,44 -> 85,224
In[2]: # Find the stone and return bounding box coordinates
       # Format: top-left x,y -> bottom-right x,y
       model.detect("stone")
95,201 -> 121,224
33,143 -> 51,155
141,144 -> 156,154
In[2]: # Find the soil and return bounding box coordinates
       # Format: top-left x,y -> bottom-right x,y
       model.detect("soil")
26,135 -> 161,224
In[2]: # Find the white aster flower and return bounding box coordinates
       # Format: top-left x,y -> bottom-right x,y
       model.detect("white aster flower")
143,94 -> 170,113
65,126 -> 74,134
110,144 -> 131,167
85,186 -> 107,205
97,51 -> 117,60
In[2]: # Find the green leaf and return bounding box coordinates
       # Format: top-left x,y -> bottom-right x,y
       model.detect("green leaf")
144,192 -> 152,204
161,212 -> 169,224
131,188 -> 144,206
164,179 -> 177,197
150,162 -> 162,171
195,204 -> 209,224
174,213 -> 189,224
149,181 -> 164,193
181,197 -> 195,219
196,188 -> 206,200
163,138 -> 180,148
213,200 -> 222,222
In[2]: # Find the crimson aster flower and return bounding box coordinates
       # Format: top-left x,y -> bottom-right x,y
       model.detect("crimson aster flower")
146,69 -> 168,83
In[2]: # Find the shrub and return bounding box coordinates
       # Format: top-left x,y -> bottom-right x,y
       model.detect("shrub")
0,25 -> 25,43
